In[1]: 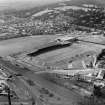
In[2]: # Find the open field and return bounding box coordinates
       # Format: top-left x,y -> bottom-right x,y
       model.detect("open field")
0,35 -> 58,57
79,35 -> 105,45
15,35 -> 105,69
1,34 -> 105,70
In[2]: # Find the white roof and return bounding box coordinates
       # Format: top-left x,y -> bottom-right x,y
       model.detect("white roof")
57,36 -> 75,41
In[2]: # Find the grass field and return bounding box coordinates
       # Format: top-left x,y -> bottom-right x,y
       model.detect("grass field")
14,35 -> 105,69
0,35 -> 58,57
1,35 -> 105,69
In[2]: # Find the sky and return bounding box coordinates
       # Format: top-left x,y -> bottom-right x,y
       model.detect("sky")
0,0 -> 105,11
0,0 -> 64,10
0,0 -> 62,4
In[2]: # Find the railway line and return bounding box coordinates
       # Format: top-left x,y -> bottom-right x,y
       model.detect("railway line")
0,57 -> 83,105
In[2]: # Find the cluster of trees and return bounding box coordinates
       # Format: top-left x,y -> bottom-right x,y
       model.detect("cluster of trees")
76,7 -> 105,30
29,7 -> 105,35
96,49 -> 105,68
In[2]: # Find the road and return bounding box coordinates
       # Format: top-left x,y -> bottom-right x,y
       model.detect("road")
0,57 -> 83,105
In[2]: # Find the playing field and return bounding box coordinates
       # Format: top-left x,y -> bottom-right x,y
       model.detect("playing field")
0,35 -> 58,56
13,35 -> 105,69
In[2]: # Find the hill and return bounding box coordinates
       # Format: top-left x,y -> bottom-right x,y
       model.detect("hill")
0,0 -> 105,39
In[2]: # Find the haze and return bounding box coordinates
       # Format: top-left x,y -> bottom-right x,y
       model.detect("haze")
0,0 -> 64,10
0,0 -> 105,11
